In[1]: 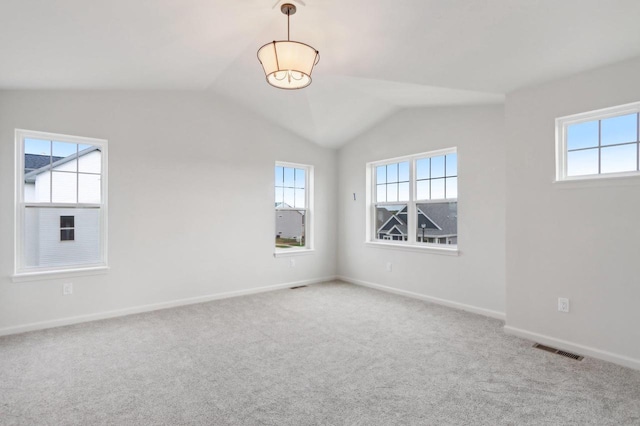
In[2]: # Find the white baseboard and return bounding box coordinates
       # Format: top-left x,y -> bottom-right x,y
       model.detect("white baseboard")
337,275 -> 505,321
504,325 -> 640,371
0,276 -> 337,337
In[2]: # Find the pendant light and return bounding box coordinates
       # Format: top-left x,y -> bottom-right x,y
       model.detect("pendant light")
257,3 -> 320,90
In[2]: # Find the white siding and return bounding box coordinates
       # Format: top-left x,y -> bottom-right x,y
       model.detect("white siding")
24,208 -> 101,268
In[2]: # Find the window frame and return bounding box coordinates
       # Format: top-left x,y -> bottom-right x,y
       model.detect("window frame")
556,101 -> 640,182
274,161 -> 314,257
366,148 -> 459,256
14,129 -> 109,281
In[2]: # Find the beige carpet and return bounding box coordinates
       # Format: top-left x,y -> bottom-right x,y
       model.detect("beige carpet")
1,281 -> 639,425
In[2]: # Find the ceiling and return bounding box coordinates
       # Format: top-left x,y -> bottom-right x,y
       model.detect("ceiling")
1,0 -> 640,148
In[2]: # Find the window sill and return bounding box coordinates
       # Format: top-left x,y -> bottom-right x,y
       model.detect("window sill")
554,173 -> 640,188
13,266 -> 109,283
365,241 -> 459,256
273,249 -> 315,258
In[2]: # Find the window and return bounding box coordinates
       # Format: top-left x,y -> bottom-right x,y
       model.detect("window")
556,102 -> 640,181
275,162 -> 313,252
60,216 -> 75,241
368,148 -> 457,251
15,130 -> 108,277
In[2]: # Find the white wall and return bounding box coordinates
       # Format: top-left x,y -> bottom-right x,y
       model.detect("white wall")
0,91 -> 337,333
337,105 -> 506,317
505,57 -> 640,366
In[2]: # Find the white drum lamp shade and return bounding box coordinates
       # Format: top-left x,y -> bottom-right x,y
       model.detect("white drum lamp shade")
257,4 -> 319,90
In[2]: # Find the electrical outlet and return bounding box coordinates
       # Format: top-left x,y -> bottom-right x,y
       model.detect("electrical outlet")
290,258 -> 295,268
63,282 -> 73,296
558,297 -> 569,313
386,262 -> 392,272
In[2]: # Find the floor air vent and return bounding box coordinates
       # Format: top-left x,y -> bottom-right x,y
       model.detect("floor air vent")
533,343 -> 584,361
290,285 -> 308,290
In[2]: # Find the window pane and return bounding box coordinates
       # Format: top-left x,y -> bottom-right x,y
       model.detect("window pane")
294,188 -> 305,208
78,146 -> 101,173
445,177 -> 458,199
24,138 -> 51,157
283,188 -> 295,207
283,167 -> 295,187
398,182 -> 409,202
78,173 -> 101,204
275,187 -> 284,205
294,168 -> 305,189
387,183 -> 398,202
387,163 -> 398,183
416,180 -> 429,200
398,162 -> 409,182
24,139 -> 52,202
567,121 -> 599,150
376,185 -> 386,202
60,229 -> 75,241
24,207 -> 101,268
51,172 -> 77,203
431,178 -> 445,199
60,215 -> 74,228
601,144 -> 637,174
52,142 -> 77,172
416,158 -> 429,180
376,166 -> 387,184
275,166 -> 284,185
275,210 -> 305,248
446,153 -> 458,176
416,202 -> 457,245
601,113 -> 638,146
375,205 -> 407,241
431,156 -> 445,178
567,148 -> 599,176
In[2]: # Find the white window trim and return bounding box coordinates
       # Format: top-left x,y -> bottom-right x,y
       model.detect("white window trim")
366,148 -> 459,256
13,129 -> 108,280
555,101 -> 640,182
274,161 -> 314,256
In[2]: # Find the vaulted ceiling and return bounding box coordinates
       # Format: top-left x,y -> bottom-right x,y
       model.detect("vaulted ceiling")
1,0 -> 640,147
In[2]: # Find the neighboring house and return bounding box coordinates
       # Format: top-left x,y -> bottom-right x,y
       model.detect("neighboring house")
377,203 -> 457,244
275,202 -> 305,241
23,147 -> 102,268
24,154 -> 63,202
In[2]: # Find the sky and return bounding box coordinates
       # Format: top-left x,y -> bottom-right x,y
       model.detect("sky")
566,113 -> 639,176
25,138 -> 94,157
275,166 -> 305,208
375,153 -> 458,202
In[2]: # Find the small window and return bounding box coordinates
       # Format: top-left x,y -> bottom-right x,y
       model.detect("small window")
275,162 -> 313,251
60,216 -> 75,241
368,148 -> 458,250
556,102 -> 640,181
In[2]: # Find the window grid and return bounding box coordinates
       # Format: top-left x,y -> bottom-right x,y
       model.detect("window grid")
370,149 -> 457,248
274,163 -> 312,251
558,103 -> 640,181
415,153 -> 458,202
565,113 -> 640,174
375,162 -> 410,203
275,166 -> 305,209
15,130 -> 107,276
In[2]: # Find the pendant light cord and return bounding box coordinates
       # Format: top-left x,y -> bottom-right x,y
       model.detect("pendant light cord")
287,9 -> 290,41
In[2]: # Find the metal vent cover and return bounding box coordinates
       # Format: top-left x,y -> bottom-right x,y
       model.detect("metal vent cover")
533,343 -> 584,361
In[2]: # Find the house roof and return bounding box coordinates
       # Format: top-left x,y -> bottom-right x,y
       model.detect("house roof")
24,154 -> 63,174
377,202 -> 457,238
24,146 -> 100,183
417,203 -> 457,237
